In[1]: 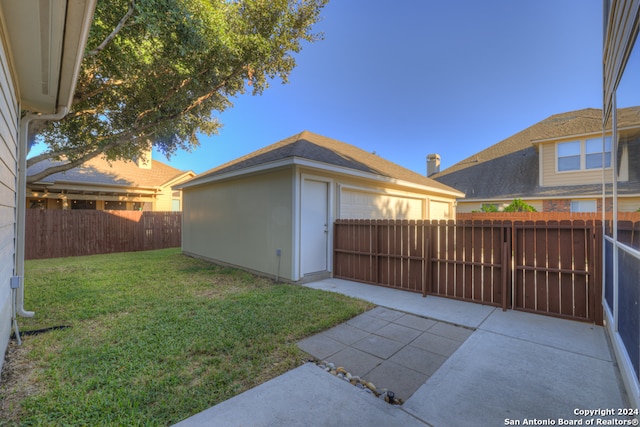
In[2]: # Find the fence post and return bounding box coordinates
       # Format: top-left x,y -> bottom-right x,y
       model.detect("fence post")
592,220 -> 604,325
502,221 -> 511,311
422,224 -> 429,298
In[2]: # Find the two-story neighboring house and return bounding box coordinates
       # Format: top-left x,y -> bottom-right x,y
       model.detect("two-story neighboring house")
26,152 -> 195,211
432,106 -> 640,213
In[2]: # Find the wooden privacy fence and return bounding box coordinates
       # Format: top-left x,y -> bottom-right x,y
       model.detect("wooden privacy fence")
25,210 -> 182,260
334,219 -> 603,324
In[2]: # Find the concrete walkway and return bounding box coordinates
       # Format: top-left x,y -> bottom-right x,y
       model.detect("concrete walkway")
297,306 -> 474,401
175,278 -> 632,427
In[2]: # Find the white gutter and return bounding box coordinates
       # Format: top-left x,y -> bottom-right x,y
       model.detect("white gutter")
178,156 -> 466,198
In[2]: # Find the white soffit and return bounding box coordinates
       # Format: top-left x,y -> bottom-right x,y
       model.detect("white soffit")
0,0 -> 96,113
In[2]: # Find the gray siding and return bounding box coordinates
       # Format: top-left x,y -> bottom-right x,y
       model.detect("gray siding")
0,26 -> 19,372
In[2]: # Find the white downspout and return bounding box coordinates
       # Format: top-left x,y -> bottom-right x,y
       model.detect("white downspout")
11,0 -> 96,343
15,108 -> 68,319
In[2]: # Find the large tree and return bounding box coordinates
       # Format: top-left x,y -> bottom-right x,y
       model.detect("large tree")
26,0 -> 328,182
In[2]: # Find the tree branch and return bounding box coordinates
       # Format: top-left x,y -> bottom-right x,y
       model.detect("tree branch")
68,109 -> 99,118
73,80 -> 125,106
135,64 -> 246,126
26,151 -> 57,168
85,0 -> 136,57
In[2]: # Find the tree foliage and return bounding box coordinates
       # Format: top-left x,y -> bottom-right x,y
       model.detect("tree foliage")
480,203 -> 499,212
27,0 -> 328,182
503,198 -> 537,212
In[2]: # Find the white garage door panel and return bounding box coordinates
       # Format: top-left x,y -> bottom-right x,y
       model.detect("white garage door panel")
340,189 -> 423,219
429,200 -> 451,220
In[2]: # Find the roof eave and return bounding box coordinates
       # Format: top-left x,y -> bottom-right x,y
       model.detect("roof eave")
162,171 -> 196,188
531,124 -> 640,145
0,0 -> 96,113
178,157 -> 465,198
32,180 -> 159,194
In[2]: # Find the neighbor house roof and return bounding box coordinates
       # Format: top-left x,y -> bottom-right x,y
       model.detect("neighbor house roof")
432,107 -> 640,200
180,130 -> 463,196
28,157 -> 194,191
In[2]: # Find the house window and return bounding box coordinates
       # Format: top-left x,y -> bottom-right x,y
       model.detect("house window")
585,137 -> 612,169
557,137 -> 612,171
133,202 -> 152,211
28,199 -> 46,209
570,200 -> 596,212
557,141 -> 581,171
105,201 -> 127,210
172,190 -> 181,212
71,200 -> 96,210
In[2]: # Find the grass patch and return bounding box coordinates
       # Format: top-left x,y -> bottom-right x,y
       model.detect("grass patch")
0,249 -> 373,426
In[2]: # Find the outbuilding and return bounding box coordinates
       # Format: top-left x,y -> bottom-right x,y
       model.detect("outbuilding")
178,131 -> 463,283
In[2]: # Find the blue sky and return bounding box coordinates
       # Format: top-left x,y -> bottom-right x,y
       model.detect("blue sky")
44,1 -> 609,176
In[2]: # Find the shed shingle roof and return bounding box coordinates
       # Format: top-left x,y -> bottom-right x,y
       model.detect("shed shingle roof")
187,131 -> 462,195
432,107 -> 640,199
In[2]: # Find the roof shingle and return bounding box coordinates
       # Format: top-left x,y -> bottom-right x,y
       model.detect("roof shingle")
188,130 -> 462,194
28,156 -> 190,188
432,107 -> 640,199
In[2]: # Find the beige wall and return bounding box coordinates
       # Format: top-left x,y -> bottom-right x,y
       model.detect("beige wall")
155,186 -> 176,211
618,197 -> 640,212
182,168 -> 294,281
0,30 -> 19,373
156,175 -> 193,211
540,140 -> 616,187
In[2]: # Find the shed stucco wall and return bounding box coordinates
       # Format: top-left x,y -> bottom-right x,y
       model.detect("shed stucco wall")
182,168 -> 294,281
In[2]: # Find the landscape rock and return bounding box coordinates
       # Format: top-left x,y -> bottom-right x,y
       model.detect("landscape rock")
310,359 -> 403,405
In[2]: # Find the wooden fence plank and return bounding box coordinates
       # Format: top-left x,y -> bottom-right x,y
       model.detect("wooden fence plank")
333,218 -> 604,324
559,220 -> 575,317
25,210 -> 182,260
572,220 -> 588,320
546,221 -> 561,315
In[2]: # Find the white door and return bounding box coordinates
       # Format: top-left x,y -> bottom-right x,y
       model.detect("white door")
301,179 -> 329,275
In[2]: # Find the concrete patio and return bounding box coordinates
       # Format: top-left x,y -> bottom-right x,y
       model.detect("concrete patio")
297,306 -> 474,402
175,278 -> 633,427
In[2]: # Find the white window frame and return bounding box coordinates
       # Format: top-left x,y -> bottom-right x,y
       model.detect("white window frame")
556,137 -> 612,172
585,137 -> 612,169
557,140 -> 581,171
570,199 -> 597,212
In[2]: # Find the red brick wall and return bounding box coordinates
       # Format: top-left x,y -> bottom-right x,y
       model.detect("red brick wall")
543,199 -> 571,212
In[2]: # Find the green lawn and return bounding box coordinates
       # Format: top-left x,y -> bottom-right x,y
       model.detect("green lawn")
0,249 -> 373,426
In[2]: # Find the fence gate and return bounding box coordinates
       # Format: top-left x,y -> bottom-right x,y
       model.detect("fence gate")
511,220 -> 602,324
427,220 -> 510,309
334,219 -> 603,324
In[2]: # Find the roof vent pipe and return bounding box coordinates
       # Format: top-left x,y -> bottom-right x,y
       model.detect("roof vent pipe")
427,153 -> 441,177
